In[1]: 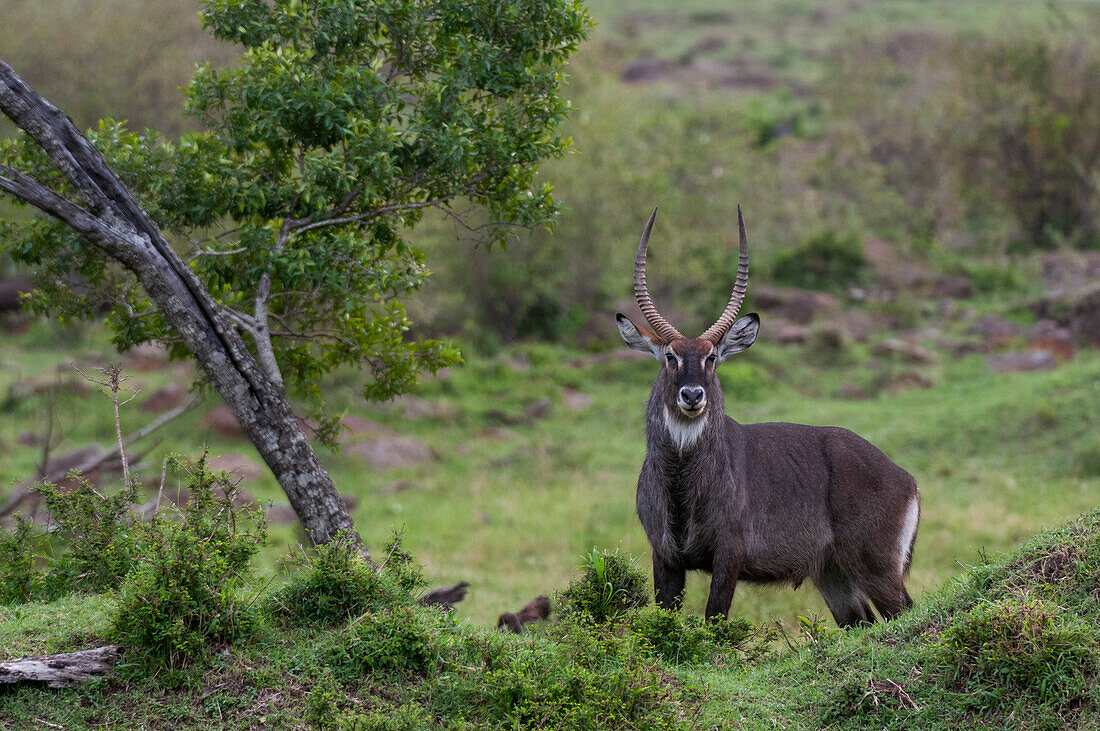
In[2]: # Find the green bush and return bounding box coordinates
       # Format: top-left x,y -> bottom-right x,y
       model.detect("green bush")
267,530 -> 425,627
556,548 -> 649,623
0,475 -> 141,603
111,456 -> 266,668
772,230 -> 867,292
924,595 -> 1097,707
626,605 -> 757,665
35,473 -> 140,596
328,605 -> 444,678
0,514 -> 38,604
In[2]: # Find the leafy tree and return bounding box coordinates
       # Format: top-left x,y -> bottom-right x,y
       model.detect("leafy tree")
0,0 -> 590,549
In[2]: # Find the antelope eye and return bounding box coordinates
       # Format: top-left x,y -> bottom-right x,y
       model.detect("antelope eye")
707,354 -> 717,364
665,353 -> 676,365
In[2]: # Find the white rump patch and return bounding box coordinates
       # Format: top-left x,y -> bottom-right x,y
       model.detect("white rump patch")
663,406 -> 707,452
897,497 -> 920,575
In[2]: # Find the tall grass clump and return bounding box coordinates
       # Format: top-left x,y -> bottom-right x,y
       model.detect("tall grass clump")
556,547 -> 649,623
111,456 -> 267,667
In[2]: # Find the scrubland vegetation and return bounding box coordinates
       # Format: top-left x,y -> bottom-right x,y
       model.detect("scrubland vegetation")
3,0 -> 1100,727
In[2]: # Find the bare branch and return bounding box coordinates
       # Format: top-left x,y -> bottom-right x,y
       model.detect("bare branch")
72,363 -> 141,492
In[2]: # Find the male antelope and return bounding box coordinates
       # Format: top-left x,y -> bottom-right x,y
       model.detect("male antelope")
616,207 -> 919,626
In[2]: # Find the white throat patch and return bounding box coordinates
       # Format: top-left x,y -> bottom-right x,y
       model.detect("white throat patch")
663,406 -> 707,452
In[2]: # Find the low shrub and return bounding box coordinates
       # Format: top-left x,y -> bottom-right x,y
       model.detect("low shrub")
267,530 -> 425,627
430,619 -> 687,730
924,595 -> 1097,707
328,605 -> 444,678
0,475 -> 142,603
35,473 -> 140,596
0,514 -> 38,604
111,456 -> 266,668
626,605 -> 757,665
556,548 -> 649,623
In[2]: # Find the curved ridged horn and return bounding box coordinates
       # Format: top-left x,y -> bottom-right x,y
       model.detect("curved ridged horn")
700,204 -> 750,343
634,207 -> 684,343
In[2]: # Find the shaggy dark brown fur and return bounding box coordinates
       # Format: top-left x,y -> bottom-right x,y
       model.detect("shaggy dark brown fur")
619,320 -> 920,627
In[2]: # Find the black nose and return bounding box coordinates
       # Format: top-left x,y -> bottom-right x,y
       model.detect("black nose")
679,385 -> 705,407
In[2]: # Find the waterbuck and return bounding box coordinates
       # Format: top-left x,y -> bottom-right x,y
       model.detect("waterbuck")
616,207 -> 919,627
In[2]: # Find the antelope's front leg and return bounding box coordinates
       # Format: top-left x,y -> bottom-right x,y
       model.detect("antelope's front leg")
653,557 -> 685,611
705,554 -> 740,620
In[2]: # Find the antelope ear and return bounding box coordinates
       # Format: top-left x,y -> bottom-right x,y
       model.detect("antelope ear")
616,314 -> 665,361
715,313 -> 759,363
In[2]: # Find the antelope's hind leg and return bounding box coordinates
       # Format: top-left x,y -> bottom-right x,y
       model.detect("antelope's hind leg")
861,579 -> 913,621
653,558 -> 686,611
815,567 -> 875,628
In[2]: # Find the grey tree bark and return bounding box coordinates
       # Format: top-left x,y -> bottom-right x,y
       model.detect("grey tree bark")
0,59 -> 362,552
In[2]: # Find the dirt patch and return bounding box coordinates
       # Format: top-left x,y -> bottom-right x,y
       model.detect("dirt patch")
340,415 -> 396,439
1032,281 -> 1100,347
754,285 -> 840,324
123,342 -> 171,372
560,387 -> 593,411
344,437 -> 435,470
987,350 -> 1057,374
140,384 -> 188,412
391,395 -> 459,420
205,453 -> 264,484
621,53 -> 779,91
1028,320 -> 1074,362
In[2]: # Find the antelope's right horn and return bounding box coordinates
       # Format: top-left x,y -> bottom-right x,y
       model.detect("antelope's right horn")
634,207 -> 684,343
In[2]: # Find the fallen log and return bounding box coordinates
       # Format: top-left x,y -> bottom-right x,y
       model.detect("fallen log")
0,645 -> 120,688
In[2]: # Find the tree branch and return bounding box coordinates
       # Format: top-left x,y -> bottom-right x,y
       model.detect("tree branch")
0,165 -> 119,242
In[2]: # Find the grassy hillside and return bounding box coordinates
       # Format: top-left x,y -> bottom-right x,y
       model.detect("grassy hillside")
2,507 -> 1098,728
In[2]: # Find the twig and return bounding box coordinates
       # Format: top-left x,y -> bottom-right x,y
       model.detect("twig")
774,618 -> 798,653
155,455 -> 169,513
72,363 -> 141,493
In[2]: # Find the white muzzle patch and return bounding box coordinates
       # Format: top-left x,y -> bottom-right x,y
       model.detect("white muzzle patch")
663,406 -> 707,452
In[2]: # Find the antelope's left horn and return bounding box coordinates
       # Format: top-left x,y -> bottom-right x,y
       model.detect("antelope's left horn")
700,204 -> 750,343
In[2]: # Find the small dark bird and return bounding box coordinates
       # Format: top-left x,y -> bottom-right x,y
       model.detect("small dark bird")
418,581 -> 470,611
497,595 -> 551,633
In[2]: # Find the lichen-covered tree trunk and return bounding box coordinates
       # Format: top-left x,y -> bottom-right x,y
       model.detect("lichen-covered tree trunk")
0,60 -> 360,550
